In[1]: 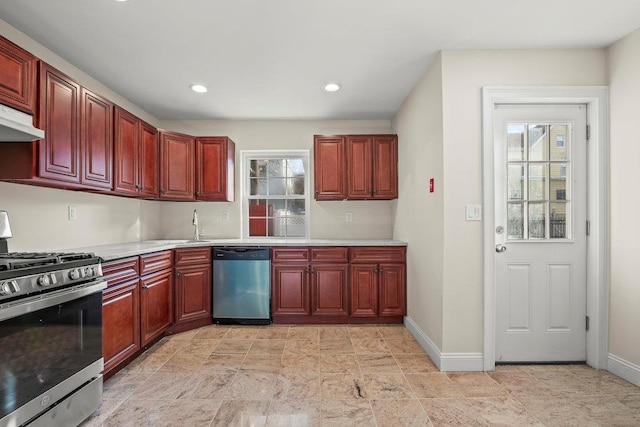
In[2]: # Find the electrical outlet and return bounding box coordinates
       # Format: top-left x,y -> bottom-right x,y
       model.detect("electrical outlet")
346,212 -> 353,222
222,211 -> 229,222
465,205 -> 482,221
68,206 -> 77,221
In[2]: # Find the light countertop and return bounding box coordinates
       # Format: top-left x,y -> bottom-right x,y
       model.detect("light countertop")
74,239 -> 407,261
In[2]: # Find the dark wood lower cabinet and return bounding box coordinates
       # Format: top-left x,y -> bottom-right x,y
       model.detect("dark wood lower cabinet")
140,268 -> 174,346
102,279 -> 140,374
311,264 -> 349,317
175,264 -> 212,323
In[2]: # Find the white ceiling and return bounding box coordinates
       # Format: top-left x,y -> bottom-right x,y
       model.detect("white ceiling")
1,0 -> 639,121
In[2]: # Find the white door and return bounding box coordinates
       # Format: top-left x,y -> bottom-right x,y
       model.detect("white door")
494,104 -> 587,363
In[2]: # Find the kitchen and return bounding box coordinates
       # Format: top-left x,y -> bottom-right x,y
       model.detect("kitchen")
1,0 -> 640,425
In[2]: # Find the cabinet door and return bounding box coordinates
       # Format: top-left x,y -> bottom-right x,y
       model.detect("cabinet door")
175,264 -> 212,323
378,263 -> 406,316
311,264 -> 348,317
160,131 -> 194,200
0,36 -> 37,114
139,121 -> 159,197
272,264 -> 310,316
349,264 -> 378,317
346,135 -> 372,199
313,136 -> 346,200
113,107 -> 139,195
81,89 -> 113,188
195,137 -> 235,201
140,269 -> 174,346
38,63 -> 81,183
102,279 -> 140,374
372,135 -> 398,199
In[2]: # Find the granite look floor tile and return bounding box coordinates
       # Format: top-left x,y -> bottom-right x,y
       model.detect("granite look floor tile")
225,326 -> 262,339
255,326 -> 290,339
176,370 -> 236,400
488,370 -> 553,396
320,373 -> 368,399
101,398 -> 172,427
446,373 -> 507,398
357,353 -> 402,373
132,372 -> 194,400
201,353 -> 246,371
377,325 -> 415,339
164,328 -> 199,341
274,370 -> 321,400
352,338 -> 391,354
363,373 -> 415,399
394,353 -> 438,373
79,398 -> 125,426
102,372 -> 149,400
155,352 -> 207,374
318,326 -> 351,340
565,368 -> 640,395
155,399 -> 223,427
249,339 -> 286,354
385,337 -> 426,354
213,339 -> 254,354
420,398 -> 487,426
228,370 -> 279,400
241,354 -> 282,373
210,400 -> 270,427
319,354 -> 361,374
283,338 -> 320,354
176,338 -> 220,356
266,399 -> 322,427
121,352 -> 171,375
348,326 -> 383,340
149,338 -> 187,356
319,339 -> 354,354
406,373 -> 462,398
281,352 -> 320,371
465,396 -> 544,426
370,399 -> 431,427
192,326 -> 231,339
287,326 -> 319,341
321,399 -> 376,426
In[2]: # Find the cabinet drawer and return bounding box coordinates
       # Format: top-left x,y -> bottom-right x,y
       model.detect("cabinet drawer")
140,250 -> 174,275
175,247 -> 212,266
349,247 -> 406,263
102,257 -> 139,287
272,248 -> 309,262
310,247 -> 348,263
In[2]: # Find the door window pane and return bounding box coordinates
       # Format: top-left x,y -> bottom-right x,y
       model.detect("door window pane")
528,203 -> 546,239
550,203 -> 567,239
507,203 -> 524,239
550,125 -> 568,161
508,164 -> 525,200
507,124 -> 526,161
528,125 -> 547,161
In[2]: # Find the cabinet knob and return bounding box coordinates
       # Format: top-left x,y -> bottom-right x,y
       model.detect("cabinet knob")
176,272 -> 182,278
160,189 -> 165,195
142,285 -> 149,289
195,190 -> 200,197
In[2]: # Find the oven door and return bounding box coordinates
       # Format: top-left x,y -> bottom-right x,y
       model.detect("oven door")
0,280 -> 106,427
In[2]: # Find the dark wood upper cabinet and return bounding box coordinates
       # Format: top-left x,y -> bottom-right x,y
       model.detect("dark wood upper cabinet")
114,106 -> 158,198
38,62 -> 82,184
315,134 -> 398,200
159,131 -> 195,200
195,137 -> 235,201
314,136 -> 346,200
81,88 -> 113,189
0,35 -> 37,114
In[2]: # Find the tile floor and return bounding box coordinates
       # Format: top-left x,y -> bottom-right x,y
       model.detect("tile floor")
82,324 -> 640,426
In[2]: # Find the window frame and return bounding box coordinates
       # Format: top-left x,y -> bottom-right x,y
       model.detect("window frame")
240,150 -> 311,239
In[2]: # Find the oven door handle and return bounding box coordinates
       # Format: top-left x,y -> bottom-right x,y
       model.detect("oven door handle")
0,280 -> 107,322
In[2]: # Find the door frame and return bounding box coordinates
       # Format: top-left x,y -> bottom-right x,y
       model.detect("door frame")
482,86 -> 609,371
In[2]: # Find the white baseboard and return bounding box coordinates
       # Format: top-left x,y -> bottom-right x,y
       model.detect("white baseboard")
608,353 -> 640,386
404,316 -> 484,372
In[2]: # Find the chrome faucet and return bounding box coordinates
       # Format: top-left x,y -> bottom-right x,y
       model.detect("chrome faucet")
192,209 -> 200,240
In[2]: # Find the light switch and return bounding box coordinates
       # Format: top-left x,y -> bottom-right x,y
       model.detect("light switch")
68,206 -> 77,221
222,211 -> 229,222
465,205 -> 481,221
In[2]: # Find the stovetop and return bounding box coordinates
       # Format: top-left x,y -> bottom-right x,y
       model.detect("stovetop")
0,252 -> 103,304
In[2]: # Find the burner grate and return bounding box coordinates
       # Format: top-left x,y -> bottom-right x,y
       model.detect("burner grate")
0,252 -> 97,272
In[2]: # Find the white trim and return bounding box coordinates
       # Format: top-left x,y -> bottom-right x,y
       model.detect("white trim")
482,86 -> 609,372
405,316 -> 484,372
608,354 -> 640,387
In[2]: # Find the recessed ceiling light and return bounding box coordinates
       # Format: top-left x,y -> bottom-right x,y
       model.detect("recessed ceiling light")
189,84 -> 208,93
324,83 -> 341,92
114,0 -> 129,2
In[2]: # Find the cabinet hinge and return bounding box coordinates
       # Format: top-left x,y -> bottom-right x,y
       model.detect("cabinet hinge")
586,125 -> 591,141
586,315 -> 590,331
586,220 -> 591,236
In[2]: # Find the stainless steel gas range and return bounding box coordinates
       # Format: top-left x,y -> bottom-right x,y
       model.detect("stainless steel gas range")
0,252 -> 106,427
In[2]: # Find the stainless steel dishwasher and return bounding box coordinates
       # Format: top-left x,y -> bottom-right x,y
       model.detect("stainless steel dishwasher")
213,247 -> 271,324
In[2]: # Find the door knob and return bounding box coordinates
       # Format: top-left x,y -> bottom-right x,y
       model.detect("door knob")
495,244 -> 507,253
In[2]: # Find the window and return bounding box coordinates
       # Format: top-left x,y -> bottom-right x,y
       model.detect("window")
242,151 -> 310,238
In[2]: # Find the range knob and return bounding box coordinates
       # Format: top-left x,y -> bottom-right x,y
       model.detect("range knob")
84,267 -> 94,277
68,269 -> 81,280
38,275 -> 51,287
0,280 -> 20,295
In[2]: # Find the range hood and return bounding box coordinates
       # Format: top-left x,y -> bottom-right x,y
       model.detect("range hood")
0,103 -> 44,142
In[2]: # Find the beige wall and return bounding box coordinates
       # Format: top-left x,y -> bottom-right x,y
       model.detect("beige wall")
391,55 -> 445,349
607,29 -> 640,369
160,120 -> 395,240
